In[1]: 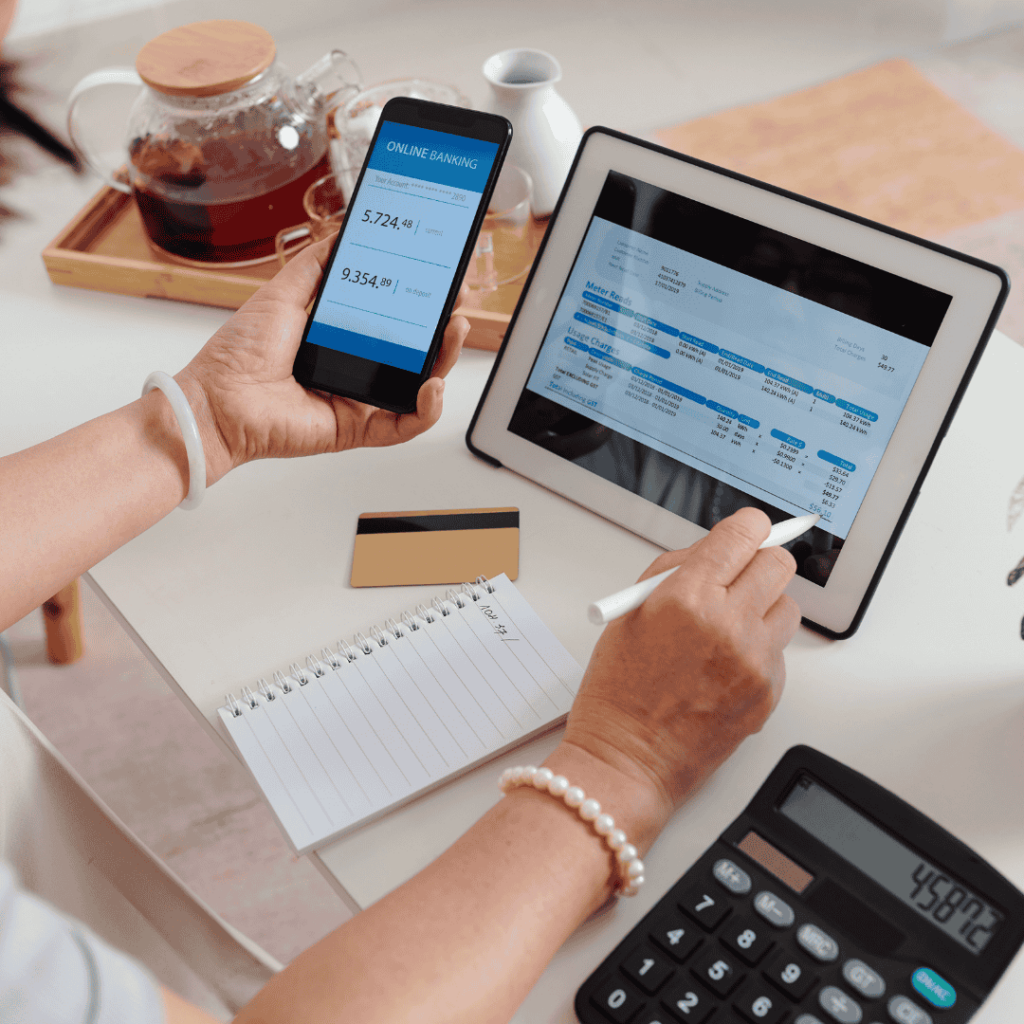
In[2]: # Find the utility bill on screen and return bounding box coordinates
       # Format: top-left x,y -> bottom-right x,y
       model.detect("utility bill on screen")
519,188 -> 939,541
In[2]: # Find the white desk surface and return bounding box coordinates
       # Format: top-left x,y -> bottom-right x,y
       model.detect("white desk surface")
4,172 -> 1024,1024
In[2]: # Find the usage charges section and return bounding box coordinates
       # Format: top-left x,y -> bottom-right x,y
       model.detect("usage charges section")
525,217 -> 929,539
308,120 -> 498,373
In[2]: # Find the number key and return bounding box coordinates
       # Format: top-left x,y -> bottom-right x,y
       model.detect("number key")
733,980 -> 788,1024
622,944 -> 674,995
763,949 -> 817,1000
720,917 -> 773,965
678,884 -> 731,930
690,946 -> 743,997
591,978 -> 644,1023
660,977 -> 716,1024
650,910 -> 703,963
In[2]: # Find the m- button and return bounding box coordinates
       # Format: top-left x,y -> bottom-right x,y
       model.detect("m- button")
753,891 -> 795,928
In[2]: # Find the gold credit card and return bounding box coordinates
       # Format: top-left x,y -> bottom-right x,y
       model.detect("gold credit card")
350,507 -> 519,587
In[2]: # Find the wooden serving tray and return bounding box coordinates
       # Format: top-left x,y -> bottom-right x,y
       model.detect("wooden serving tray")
41,184 -> 546,352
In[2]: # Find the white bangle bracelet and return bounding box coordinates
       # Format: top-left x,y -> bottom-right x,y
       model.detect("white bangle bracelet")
142,371 -> 206,510
499,765 -> 645,897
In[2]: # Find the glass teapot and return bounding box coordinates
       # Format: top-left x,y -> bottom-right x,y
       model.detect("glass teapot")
67,20 -> 360,265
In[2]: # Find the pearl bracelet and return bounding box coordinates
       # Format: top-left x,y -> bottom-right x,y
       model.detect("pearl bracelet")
499,765 -> 645,897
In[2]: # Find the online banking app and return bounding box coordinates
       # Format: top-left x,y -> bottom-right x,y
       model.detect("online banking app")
306,121 -> 499,374
509,172 -> 951,586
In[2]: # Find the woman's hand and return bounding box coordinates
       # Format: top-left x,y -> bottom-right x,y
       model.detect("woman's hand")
175,236 -> 470,485
558,507 -> 802,845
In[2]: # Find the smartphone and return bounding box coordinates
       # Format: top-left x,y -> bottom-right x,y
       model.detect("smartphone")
293,98 -> 512,412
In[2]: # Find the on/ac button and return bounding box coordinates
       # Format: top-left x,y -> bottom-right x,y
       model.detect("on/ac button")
911,967 -> 957,1009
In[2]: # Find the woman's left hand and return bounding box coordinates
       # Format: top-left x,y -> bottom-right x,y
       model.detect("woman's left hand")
176,235 -> 470,485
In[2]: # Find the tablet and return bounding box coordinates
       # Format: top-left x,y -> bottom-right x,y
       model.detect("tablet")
467,128 -> 1008,638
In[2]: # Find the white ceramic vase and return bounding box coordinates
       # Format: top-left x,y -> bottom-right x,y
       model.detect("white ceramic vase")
482,48 -> 583,217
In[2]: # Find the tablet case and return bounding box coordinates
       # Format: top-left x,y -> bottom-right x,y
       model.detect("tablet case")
465,126 -> 1009,639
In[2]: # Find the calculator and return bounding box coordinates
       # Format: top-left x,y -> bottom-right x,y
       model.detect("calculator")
574,746 -> 1024,1024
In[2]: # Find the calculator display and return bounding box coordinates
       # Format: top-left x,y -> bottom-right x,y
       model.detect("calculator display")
781,775 -> 1003,954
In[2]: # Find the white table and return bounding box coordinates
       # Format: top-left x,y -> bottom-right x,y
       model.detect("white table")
4,33 -> 1024,1015
119,329 -> 1024,1024
4,147 -> 1024,1016
67,325 -> 1024,1021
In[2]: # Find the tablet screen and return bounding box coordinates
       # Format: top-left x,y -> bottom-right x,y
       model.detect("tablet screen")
507,171 -> 952,587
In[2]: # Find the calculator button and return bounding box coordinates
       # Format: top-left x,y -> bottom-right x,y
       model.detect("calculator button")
661,977 -> 716,1023
763,949 -> 817,1000
720,917 -> 773,965
714,859 -> 752,895
679,885 -> 731,930
842,960 -> 885,999
819,985 -> 863,1023
910,968 -> 956,1009
887,995 -> 933,1024
690,947 -> 743,997
650,910 -> 703,963
622,944 -> 675,995
752,892 -> 795,928
591,977 -> 645,1023
797,923 -> 840,962
732,980 -> 787,1024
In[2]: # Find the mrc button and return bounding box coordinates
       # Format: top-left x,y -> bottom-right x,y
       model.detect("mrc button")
911,968 -> 956,1009
797,923 -> 839,961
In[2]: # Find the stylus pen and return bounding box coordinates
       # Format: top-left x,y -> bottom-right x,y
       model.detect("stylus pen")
587,512 -> 821,626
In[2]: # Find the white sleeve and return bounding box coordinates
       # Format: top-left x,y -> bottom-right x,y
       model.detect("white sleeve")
0,862 -> 165,1024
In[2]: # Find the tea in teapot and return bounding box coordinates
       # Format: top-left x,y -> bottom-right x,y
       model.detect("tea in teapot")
68,20 -> 360,265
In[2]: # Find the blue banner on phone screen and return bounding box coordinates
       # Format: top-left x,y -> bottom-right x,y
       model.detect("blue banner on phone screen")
306,121 -> 500,374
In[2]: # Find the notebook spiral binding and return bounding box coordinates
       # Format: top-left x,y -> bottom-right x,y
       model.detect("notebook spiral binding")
223,575 -> 497,717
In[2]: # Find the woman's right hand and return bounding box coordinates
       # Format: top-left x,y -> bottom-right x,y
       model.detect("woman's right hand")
556,507 -> 801,846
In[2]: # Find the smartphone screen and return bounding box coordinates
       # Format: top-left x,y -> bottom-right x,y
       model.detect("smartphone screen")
293,99 -> 511,412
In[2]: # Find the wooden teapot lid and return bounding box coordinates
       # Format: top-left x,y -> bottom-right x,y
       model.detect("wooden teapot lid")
136,20 -> 276,97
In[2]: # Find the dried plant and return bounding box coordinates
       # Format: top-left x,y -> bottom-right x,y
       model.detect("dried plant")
1008,474 -> 1024,532
0,58 -> 81,224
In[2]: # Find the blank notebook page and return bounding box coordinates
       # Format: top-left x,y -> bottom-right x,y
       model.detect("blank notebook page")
217,574 -> 582,854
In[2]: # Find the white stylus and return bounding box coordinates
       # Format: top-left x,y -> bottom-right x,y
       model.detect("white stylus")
587,512 -> 821,626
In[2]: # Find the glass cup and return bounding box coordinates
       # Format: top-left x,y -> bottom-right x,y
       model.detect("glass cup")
464,165 -> 534,293
332,79 -> 470,198
274,172 -> 349,267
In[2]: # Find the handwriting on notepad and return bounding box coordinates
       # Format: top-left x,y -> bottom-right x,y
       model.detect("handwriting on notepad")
477,603 -> 519,642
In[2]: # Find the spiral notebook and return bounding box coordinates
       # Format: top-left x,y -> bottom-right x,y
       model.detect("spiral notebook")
218,574 -> 582,854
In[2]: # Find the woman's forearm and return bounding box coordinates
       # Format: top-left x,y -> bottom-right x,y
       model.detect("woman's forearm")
0,390 -> 190,629
232,742 -> 668,1024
